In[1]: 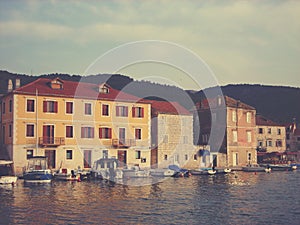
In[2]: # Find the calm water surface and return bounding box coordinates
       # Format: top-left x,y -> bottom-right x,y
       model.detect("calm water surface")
1,171 -> 299,225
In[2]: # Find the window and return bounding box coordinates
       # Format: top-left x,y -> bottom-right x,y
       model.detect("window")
84,103 -> 92,115
246,112 -> 251,123
103,150 -> 108,159
66,102 -> 73,114
43,100 -> 58,113
84,150 -> 92,168
26,124 -> 35,137
132,107 -> 144,118
232,110 -> 236,122
102,104 -> 109,116
185,154 -> 188,160
66,150 -> 73,160
2,102 -> 5,114
116,106 -> 128,117
99,127 -> 112,139
277,129 -> 281,135
9,100 -> 12,112
232,130 -> 237,142
247,131 -> 252,143
194,154 -> 197,160
81,127 -> 94,138
27,99 -> 35,112
8,124 -> 12,137
267,140 -> 272,147
268,128 -> 272,134
248,153 -> 252,161
164,155 -> 168,160
258,141 -> 263,147
297,137 -> 300,142
135,150 -> 141,159
175,154 -> 179,162
258,128 -> 263,134
66,126 -> 73,138
2,126 -> 5,143
276,140 -> 282,147
27,150 -> 33,159
135,128 -> 142,140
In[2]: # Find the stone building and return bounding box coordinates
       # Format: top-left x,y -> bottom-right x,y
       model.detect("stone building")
194,96 -> 257,167
150,100 -> 200,169
256,114 -> 286,153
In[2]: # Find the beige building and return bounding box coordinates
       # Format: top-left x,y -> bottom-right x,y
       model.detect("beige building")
256,115 -> 286,153
0,78 -> 152,175
150,101 -> 200,169
195,96 -> 257,167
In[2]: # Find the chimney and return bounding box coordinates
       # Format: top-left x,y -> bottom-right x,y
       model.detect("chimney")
15,79 -> 20,89
7,79 -> 13,92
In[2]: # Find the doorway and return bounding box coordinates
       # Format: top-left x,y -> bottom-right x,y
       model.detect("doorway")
45,150 -> 56,169
84,150 -> 92,168
43,125 -> 54,144
118,150 -> 127,167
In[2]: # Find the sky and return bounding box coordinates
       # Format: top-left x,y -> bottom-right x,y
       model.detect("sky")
0,0 -> 299,90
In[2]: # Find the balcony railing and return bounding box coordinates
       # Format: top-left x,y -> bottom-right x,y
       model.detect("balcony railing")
112,139 -> 136,148
39,137 -> 65,146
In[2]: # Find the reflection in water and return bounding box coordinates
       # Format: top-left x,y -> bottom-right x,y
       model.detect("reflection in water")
0,172 -> 299,224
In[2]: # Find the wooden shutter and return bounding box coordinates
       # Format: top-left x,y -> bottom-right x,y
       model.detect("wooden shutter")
99,128 -> 103,139
43,101 -> 47,112
132,107 -> 136,117
81,127 -> 85,138
125,106 -> 128,117
54,101 -> 58,113
108,128 -> 112,139
141,107 -> 144,118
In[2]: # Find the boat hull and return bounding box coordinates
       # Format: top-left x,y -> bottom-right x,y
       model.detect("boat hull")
23,171 -> 53,183
0,176 -> 18,185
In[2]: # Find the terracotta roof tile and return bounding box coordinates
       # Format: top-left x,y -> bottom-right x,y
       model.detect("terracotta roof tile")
147,100 -> 191,116
13,78 -> 147,103
256,114 -> 282,126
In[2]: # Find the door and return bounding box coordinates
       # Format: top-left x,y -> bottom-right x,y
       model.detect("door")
118,150 -> 127,167
43,125 -> 54,144
212,154 -> 217,167
84,150 -> 92,168
233,153 -> 238,166
119,128 -> 126,145
45,150 -> 56,169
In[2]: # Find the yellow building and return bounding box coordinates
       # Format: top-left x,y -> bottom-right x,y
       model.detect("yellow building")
0,78 -> 151,175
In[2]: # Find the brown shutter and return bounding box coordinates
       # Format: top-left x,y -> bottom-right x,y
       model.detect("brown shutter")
43,101 -> 47,112
141,107 -> 144,118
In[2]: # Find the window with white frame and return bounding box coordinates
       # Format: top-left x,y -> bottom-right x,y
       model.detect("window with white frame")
66,150 -> 73,160
132,107 -> 144,118
26,124 -> 35,137
26,99 -> 35,112
232,110 -> 237,122
43,100 -> 58,113
81,127 -> 94,138
116,106 -> 128,117
232,130 -> 237,142
246,112 -> 251,123
84,103 -> 92,115
247,131 -> 252,143
102,104 -> 109,116
66,102 -> 73,114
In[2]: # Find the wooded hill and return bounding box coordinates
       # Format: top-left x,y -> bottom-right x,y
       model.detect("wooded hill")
1,70 -> 299,125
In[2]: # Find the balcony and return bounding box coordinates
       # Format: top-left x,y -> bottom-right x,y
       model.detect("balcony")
112,139 -> 136,148
39,137 -> 65,147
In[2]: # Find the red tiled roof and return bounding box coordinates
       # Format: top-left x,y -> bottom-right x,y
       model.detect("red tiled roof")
196,95 -> 255,110
147,100 -> 191,116
256,114 -> 283,126
13,78 -> 147,103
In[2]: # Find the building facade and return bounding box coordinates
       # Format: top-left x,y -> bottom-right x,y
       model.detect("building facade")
0,78 -> 152,175
150,101 -> 200,169
256,115 -> 286,153
195,96 -> 257,167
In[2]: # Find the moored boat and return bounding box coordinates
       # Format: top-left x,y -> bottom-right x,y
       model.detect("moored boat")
242,164 -> 271,173
268,164 -> 296,171
168,165 -> 191,177
150,168 -> 176,177
123,166 -> 150,178
54,168 -> 81,181
91,158 -> 123,180
0,160 -> 18,185
23,156 -> 53,183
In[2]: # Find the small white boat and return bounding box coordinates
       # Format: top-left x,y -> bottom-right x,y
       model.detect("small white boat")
123,166 -> 150,178
91,158 -> 123,180
150,168 -> 176,177
242,164 -> 271,173
54,168 -> 81,181
0,160 -> 18,185
190,168 -> 216,175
